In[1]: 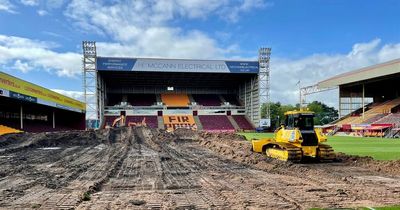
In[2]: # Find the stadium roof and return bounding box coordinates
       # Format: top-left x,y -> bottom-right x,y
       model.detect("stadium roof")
318,58 -> 400,89
100,71 -> 254,89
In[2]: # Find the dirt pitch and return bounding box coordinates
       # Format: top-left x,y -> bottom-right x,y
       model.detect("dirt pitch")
0,127 -> 400,209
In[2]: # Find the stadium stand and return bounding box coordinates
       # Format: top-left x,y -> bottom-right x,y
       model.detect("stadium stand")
104,115 -> 158,128
128,94 -> 156,106
222,94 -> 241,106
161,94 -> 190,107
336,116 -> 359,125
374,113 -> 400,125
0,125 -> 22,135
362,113 -> 388,124
104,116 -> 118,127
336,97 -> 400,125
127,116 -> 158,128
97,57 -> 261,131
199,115 -> 235,132
316,58 -> 400,138
23,120 -> 52,133
232,115 -> 254,130
192,94 -> 221,106
107,94 -> 123,106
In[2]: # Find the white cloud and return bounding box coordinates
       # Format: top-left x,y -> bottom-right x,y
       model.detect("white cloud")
0,34 -> 81,77
2,0 -> 399,112
0,0 -> 16,13
271,39 -> 400,107
0,0 -> 266,79
12,60 -> 32,73
19,0 -> 66,16
20,0 -> 38,6
52,89 -> 84,102
220,0 -> 269,22
20,0 -> 66,8
64,0 -> 266,59
95,29 -> 227,59
46,0 -> 66,9
37,9 -> 48,16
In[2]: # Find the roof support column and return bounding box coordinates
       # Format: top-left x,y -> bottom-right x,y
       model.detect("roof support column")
53,111 -> 55,129
20,105 -> 23,130
362,84 -> 365,120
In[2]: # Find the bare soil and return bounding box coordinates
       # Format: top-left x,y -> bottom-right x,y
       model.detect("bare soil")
0,127 -> 399,209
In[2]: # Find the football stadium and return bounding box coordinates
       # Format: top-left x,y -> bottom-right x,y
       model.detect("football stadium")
0,42 -> 400,209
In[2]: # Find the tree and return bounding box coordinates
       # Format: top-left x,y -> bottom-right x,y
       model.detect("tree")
261,102 -> 280,129
261,101 -> 338,129
306,101 -> 338,125
261,102 -> 296,129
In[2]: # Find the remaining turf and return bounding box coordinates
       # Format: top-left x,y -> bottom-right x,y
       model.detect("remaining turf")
238,132 -> 400,160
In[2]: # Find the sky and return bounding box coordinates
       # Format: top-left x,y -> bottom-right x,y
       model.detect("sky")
0,0 -> 399,108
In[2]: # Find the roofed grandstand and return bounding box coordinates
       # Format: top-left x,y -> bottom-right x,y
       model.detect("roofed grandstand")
83,42 -> 271,132
0,72 -> 86,134
317,58 -> 400,138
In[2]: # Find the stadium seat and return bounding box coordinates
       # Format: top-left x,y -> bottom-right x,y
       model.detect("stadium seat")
199,115 -> 235,132
192,94 -> 221,106
161,94 -> 190,107
232,115 -> 254,130
336,97 -> 400,126
374,113 -> 400,126
128,94 -> 156,106
0,125 -> 22,135
107,94 -> 123,106
222,94 -> 241,106
23,120 -> 53,133
104,116 -> 158,128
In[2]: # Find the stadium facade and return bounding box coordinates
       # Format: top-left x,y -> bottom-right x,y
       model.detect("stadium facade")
82,41 -> 271,131
0,72 -> 86,134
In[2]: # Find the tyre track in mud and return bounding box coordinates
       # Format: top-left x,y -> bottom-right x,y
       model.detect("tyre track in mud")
0,127 -> 400,209
194,130 -> 400,209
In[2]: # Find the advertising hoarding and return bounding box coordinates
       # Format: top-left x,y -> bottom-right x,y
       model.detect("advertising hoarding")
0,72 -> 85,113
97,57 -> 259,74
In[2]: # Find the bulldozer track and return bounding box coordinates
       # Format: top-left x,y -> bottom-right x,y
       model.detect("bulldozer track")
1,127 -> 400,209
265,142 -> 303,162
318,144 -> 335,162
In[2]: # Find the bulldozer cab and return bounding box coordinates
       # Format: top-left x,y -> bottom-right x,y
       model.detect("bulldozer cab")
284,112 -> 314,130
283,111 -> 318,146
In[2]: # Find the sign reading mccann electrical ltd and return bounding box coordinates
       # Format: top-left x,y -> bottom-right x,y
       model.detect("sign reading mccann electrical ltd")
96,57 -> 259,73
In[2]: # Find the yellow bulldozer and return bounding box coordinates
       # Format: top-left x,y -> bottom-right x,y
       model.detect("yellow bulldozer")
251,110 -> 335,162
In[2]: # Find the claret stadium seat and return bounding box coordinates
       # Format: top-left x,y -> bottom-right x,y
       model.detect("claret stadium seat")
232,115 -> 254,130
192,94 -> 221,106
199,115 -> 235,132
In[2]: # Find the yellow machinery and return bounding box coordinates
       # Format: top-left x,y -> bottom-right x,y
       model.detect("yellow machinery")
251,110 -> 335,162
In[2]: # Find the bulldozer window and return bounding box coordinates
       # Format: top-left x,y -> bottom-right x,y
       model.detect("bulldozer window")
285,115 -> 295,129
296,115 -> 314,130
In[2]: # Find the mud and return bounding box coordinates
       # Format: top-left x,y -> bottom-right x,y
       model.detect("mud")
0,127 -> 399,209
